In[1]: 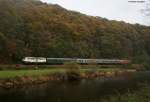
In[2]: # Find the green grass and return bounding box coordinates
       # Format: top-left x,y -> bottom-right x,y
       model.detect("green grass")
0,69 -> 66,79
0,67 -> 130,79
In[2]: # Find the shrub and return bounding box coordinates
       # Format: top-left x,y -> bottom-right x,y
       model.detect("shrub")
143,62 -> 150,71
64,62 -> 81,81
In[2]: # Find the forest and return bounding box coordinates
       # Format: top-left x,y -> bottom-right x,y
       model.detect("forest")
0,0 -> 150,67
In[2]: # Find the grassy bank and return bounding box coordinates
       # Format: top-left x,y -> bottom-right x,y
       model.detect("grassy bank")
102,85 -> 150,102
0,69 -> 65,79
0,68 -> 128,79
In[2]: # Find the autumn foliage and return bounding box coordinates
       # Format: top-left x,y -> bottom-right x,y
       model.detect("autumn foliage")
0,0 -> 150,65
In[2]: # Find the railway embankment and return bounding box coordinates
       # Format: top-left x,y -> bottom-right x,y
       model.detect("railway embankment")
0,69 -> 136,89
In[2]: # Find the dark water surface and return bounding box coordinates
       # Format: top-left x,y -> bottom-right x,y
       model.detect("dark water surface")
0,71 -> 150,102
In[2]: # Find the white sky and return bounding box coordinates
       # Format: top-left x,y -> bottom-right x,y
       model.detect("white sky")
41,0 -> 150,26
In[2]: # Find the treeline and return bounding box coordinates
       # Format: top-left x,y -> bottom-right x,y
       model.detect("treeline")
0,0 -> 150,66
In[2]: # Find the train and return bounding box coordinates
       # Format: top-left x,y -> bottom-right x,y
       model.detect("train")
22,57 -> 131,65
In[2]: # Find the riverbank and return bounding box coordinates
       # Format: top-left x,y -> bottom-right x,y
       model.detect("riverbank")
0,68 -> 136,89
102,84 -> 150,102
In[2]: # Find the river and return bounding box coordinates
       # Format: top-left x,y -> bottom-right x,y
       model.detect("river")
0,71 -> 150,102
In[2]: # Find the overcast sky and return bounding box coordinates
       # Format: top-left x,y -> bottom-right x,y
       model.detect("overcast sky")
41,0 -> 150,26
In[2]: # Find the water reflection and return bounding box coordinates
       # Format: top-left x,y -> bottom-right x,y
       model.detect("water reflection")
0,71 -> 150,102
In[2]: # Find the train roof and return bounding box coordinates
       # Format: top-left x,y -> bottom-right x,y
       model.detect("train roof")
23,57 -> 129,61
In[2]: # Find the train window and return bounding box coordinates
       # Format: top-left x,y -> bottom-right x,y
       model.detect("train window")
82,60 -> 84,63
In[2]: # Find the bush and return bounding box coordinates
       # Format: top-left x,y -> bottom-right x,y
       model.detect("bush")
64,62 -> 81,81
102,85 -> 150,102
143,62 -> 150,71
132,55 -> 150,71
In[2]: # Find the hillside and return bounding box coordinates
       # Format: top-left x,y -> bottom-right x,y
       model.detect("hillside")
0,0 -> 150,66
